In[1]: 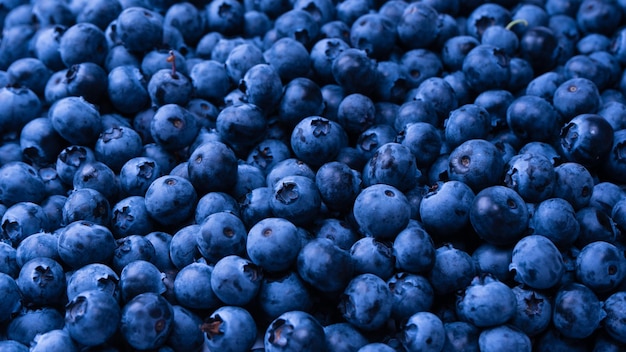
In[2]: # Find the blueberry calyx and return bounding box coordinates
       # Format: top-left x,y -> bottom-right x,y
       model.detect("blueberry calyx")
276,182 -> 299,204
201,316 -> 223,339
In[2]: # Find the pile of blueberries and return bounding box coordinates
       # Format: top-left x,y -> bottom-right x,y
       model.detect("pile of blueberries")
2,0 -> 626,351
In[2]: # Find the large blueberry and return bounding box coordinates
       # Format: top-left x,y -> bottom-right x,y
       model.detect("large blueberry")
203,306 -> 257,352
353,184 -> 411,240
144,175 -> 197,226
510,235 -> 565,289
401,312 -> 446,352
338,273 -> 393,331
456,274 -> 516,328
553,282 -> 605,339
470,185 -> 529,246
120,292 -> 174,350
65,289 -> 121,346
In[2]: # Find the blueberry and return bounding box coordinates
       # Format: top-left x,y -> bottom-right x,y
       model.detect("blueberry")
553,162 -> 594,210
297,238 -> 354,293
353,184 -> 411,240
15,232 -> 59,268
349,237 -> 394,280
72,161 -> 120,202
428,244 -> 476,295
472,243 -> 514,283
115,7 -> 164,53
211,255 -> 262,306
144,175 -> 197,227
553,77 -> 601,121
324,322 -> 368,352
448,139 -> 505,192
247,217 -> 300,273
188,141 -> 238,194
30,329 -> 78,352
478,325 -> 532,352
553,282 -> 606,338
216,102 -> 268,154
16,257 -> 66,307
49,96 -> 102,146
173,261 -> 220,310
576,241 -> 626,293
456,274 -> 516,327
560,113 -> 614,168
510,235 -> 565,289
257,271 -> 313,321
463,45 -> 511,92
509,286 -> 552,337
112,234 -> 156,273
529,198 -> 580,248
270,175 -> 321,226
442,321 -> 480,352
470,185 -> 529,246
59,22 -> 108,67
57,220 -> 116,270
401,311 -> 446,352
278,77 -> 325,128
1,202 -> 49,246
65,289 -> 121,346
0,273 -> 21,323
387,272 -> 434,321
420,180 -> 474,239
393,222 -> 436,273
264,310 -> 326,352
264,38 -> 313,83
120,292 -> 174,350
6,307 -> 64,346
196,211 -> 247,264
505,153 -> 556,203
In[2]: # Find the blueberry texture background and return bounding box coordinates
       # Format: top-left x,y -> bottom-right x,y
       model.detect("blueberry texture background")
2,1 -> 626,351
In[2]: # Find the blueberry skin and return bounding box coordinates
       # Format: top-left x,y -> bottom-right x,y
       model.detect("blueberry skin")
420,180 -> 475,238
0,241 -> 17,277
393,222 -> 436,273
349,13 -> 395,60
553,282 -> 605,339
324,322 -> 368,352
115,7 -> 164,53
170,225 -> 201,270
331,48 -> 378,96
246,140 -> 291,178
470,185 -> 529,246
505,153 -> 556,203
205,0 -> 244,36
166,305 -> 205,352
188,141 -> 238,194
30,329 -> 78,352
576,241 -> 626,293
0,162 -> 46,207
240,186 -> 273,229
297,238 -> 354,293
216,102 -> 268,154
59,22 -> 108,67
442,321 -> 480,352
278,77 -> 325,128
65,289 -> 121,347
553,162 -> 594,210
196,211 -> 247,264
195,192 -> 240,224
112,235 -> 156,273
119,157 -> 161,198
203,306 -> 257,352
57,220 -> 116,270
442,35 -> 480,72
315,161 -> 361,212
257,271 -> 313,321
264,37 -> 311,83
472,243 -> 514,283
107,65 -> 149,114
291,116 -> 348,168
444,104 -> 491,149
362,142 -> 421,193
509,285 -> 552,337
310,37 -> 351,85
270,175 -> 321,227
19,117 -> 65,168
66,263 -> 120,303
34,25 -> 66,71
120,292 -> 174,351
173,261 -> 220,310
224,43 -> 265,85
264,310 -> 326,352
49,96 -> 102,146
553,77 -> 601,122
240,63 -> 282,114
0,273 -> 21,323
387,272 -> 434,321
349,237 -> 394,280
506,95 -> 560,143
396,2 -> 438,49
353,184 -> 411,240
355,123 -> 396,164
15,231 -> 59,267
150,104 -> 199,152
211,255 -> 263,306
62,188 -> 110,227
510,235 -> 565,290
1,202 -> 49,246
604,291 -> 626,343
478,325 -> 531,352
401,312 -> 446,352
560,113 -> 614,168
462,45 -> 510,92
56,145 -> 96,186
575,206 -> 619,246
16,257 -> 66,307
428,244 -> 477,295
456,275 -> 516,328
72,161 -> 120,202
6,307 -> 65,346
247,217 -> 300,273
448,139 -> 505,193
144,175 -> 197,226
148,67 -> 194,107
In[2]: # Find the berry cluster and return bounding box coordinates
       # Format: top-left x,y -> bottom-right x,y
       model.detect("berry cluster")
1,0 -> 626,351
